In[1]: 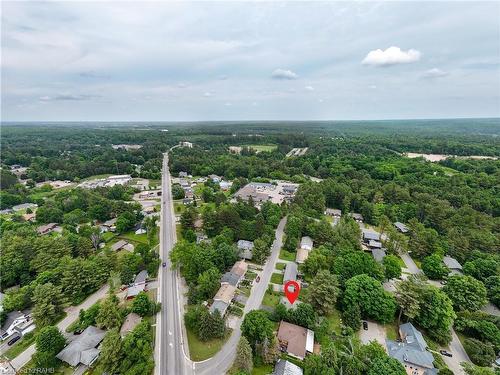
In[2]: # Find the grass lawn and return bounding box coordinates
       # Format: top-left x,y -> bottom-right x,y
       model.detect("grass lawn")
384,321 -> 399,341
325,309 -> 342,336
262,290 -> 280,307
275,263 -> 286,271
270,273 -> 284,284
174,201 -> 185,214
279,249 -> 295,262
186,327 -> 231,361
176,224 -> 183,240
246,271 -> 257,280
4,332 -> 35,359
102,231 -> 116,242
119,231 -> 149,245
239,286 -> 251,297
247,144 -> 277,153
252,364 -> 274,375
412,257 -> 422,269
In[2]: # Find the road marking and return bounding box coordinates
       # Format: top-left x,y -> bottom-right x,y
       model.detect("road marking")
169,342 -> 173,347
169,330 -> 172,335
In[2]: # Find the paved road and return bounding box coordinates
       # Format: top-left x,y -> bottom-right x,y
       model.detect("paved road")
10,284 -> 109,371
155,152 -> 192,375
399,251 -> 423,275
194,217 -> 287,375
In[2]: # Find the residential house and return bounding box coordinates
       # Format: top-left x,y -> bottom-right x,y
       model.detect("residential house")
209,284 -> 236,316
282,185 -> 298,195
22,213 -> 36,222
394,222 -> 409,234
284,263 -> 298,284
348,213 -> 364,223
120,313 -> 142,337
228,146 -> 242,154
277,321 -> 315,360
237,240 -> 254,260
0,311 -> 35,341
295,248 -> 310,264
368,240 -> 383,249
273,359 -> 303,375
443,256 -> 463,275
208,174 -> 221,183
221,261 -> 248,287
126,270 -> 148,299
12,203 -> 38,212
37,223 -> 61,235
183,198 -> 193,205
100,218 -> 117,232
325,208 -> 342,217
372,248 -> 387,263
362,229 -> 381,243
111,240 -> 129,252
56,326 -> 106,367
179,171 -> 188,178
300,236 -> 313,251
180,141 -> 193,148
386,323 -> 438,375
219,180 -> 232,191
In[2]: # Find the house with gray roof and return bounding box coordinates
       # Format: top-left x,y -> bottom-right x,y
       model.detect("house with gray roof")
209,300 -> 229,316
56,326 -> 105,367
283,263 -> 298,284
221,272 -> 241,287
394,222 -> 409,233
443,256 -> 463,275
237,240 -> 254,260
362,229 -> 381,242
386,323 -> 438,375
368,240 -> 383,249
371,248 -> 386,263
273,359 -> 303,375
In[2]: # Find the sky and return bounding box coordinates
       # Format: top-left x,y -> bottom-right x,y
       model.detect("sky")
2,1 -> 500,121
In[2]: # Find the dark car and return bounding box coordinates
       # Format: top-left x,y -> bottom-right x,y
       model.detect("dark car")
162,262 -> 167,268
8,335 -> 21,346
440,350 -> 452,357
362,321 -> 368,330
255,276 -> 260,283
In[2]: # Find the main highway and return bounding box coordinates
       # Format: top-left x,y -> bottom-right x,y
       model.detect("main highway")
154,150 -> 287,375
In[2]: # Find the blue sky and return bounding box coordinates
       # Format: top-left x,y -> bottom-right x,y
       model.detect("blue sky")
2,1 -> 499,121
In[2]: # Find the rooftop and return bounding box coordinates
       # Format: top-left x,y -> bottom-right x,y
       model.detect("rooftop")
283,263 -> 298,283
300,236 -> 313,250
277,321 -> 314,360
273,359 -> 303,375
56,326 -> 105,367
213,284 -> 236,304
443,256 -> 462,270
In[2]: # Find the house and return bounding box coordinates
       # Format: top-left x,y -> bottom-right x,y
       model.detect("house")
126,271 -> 148,299
180,141 -> 193,148
0,311 -> 35,341
284,263 -> 298,284
183,198 -> 193,205
282,185 -> 298,195
0,209 -> 14,215
135,228 -> 146,235
443,256 -> 463,275
37,223 -> 60,235
273,359 -> 303,375
368,240 -> 383,249
325,208 -> 342,217
120,313 -> 142,337
196,233 -> 209,244
219,180 -> 232,191
56,326 -> 106,367
372,248 -> 386,263
233,184 -> 271,203
209,284 -> 236,316
277,321 -> 315,360
386,323 -> 438,375
100,218 -> 117,232
111,240 -> 129,252
394,222 -> 409,233
300,236 -> 313,251
222,260 -> 248,286
208,174 -> 221,183
23,213 -> 36,222
362,229 -> 381,243
237,240 -> 254,260
179,171 -> 188,178
295,248 -> 310,264
348,213 -> 364,223
12,203 -> 38,212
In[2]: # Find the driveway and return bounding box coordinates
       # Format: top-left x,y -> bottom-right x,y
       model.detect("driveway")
441,330 -> 469,375
359,320 -> 386,347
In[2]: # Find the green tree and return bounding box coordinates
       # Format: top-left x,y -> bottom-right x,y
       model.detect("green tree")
463,338 -> 495,367
198,310 -> 225,341
33,326 -> 66,369
197,268 -> 221,301
368,356 -> 406,375
99,328 -> 123,374
383,254 -> 402,280
461,362 -> 497,375
394,275 -> 426,325
443,275 -> 488,311
241,310 -> 274,348
342,303 -> 361,331
422,253 -> 448,280
485,276 -> 500,307
233,336 -> 253,374
252,238 -> 270,264
131,291 -> 158,317
32,283 -> 64,328
307,270 -> 340,315
119,320 -> 154,375
96,293 -> 123,329
116,211 -> 136,233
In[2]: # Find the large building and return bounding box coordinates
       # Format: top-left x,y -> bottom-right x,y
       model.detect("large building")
56,326 -> 106,368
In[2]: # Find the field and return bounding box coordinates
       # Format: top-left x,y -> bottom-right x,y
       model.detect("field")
279,249 -> 295,262
270,273 -> 284,284
247,144 -> 277,153
186,327 -> 231,361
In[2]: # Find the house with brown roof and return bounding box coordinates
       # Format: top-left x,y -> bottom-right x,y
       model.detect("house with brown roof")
276,321 -> 315,360
37,223 -> 61,235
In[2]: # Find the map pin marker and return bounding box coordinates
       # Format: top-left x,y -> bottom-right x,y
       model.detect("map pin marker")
284,280 -> 300,305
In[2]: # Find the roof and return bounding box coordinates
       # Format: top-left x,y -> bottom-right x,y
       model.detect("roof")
213,284 -> 236,304
284,263 -> 298,283
394,222 -> 409,233
127,283 -> 146,298
363,229 -> 380,241
368,240 -> 383,249
386,323 -> 436,371
443,256 -> 462,270
277,321 -> 313,359
12,203 -> 38,211
273,359 -> 303,375
230,260 -> 248,277
237,240 -> 254,250
0,311 -> 25,336
349,213 -> 363,221
56,326 -> 105,367
134,270 -> 148,284
295,248 -> 310,264
111,240 -> 128,251
103,218 -> 117,226
325,208 -> 342,216
300,236 -> 313,250
209,300 -> 229,316
120,313 -> 142,336
37,223 -> 58,234
221,272 -> 241,287
372,248 -> 386,263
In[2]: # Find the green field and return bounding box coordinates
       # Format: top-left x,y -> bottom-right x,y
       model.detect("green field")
252,364 -> 273,375
262,290 -> 281,307
119,231 -> 149,245
279,250 -> 295,262
186,328 -> 231,361
270,273 -> 284,284
247,144 -> 277,153
275,262 -> 286,271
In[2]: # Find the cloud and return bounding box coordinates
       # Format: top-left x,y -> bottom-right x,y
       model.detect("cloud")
79,71 -> 109,79
39,94 -> 100,101
422,68 -> 449,78
304,86 -> 314,91
203,92 -> 213,97
271,68 -> 298,80
362,46 -> 421,66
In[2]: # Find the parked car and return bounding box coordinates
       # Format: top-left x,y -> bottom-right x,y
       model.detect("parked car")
440,350 -> 453,357
362,321 -> 368,330
8,335 -> 21,346
162,262 -> 166,268
255,276 -> 260,282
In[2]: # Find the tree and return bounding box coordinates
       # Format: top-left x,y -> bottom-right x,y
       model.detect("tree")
96,293 -> 123,329
485,276 -> 500,307
302,248 -> 328,278
443,275 -> 488,312
368,357 -> 406,375
119,252 -> 142,284
383,255 -> 402,280
307,270 -> 340,315
33,326 -> 66,369
233,336 -> 253,374
180,206 -> 197,230
394,275 -> 426,325
332,249 -> 384,284
287,303 -> 317,329
90,229 -> 102,251
241,310 -> 274,348
422,253 -> 448,280
463,338 -> 495,367
32,283 -> 64,328
99,328 -> 123,374
119,320 -> 154,375
461,362 -> 497,375
198,309 -> 225,341
261,335 -> 280,364
342,303 -> 361,331
116,211 -> 136,233
343,274 -> 397,324
132,291 -> 159,317
172,184 -> 185,199
196,268 -> 221,301
252,238 -> 270,264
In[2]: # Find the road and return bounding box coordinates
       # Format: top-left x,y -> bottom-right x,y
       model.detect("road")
194,216 -> 287,375
155,152 -> 192,375
9,284 -> 110,371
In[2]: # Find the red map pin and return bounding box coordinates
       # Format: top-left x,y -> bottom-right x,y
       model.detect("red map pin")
284,280 -> 300,305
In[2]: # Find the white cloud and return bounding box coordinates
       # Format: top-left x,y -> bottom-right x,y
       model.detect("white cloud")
203,91 -> 213,97
362,46 -> 421,66
422,68 -> 449,78
304,85 -> 314,91
271,68 -> 298,80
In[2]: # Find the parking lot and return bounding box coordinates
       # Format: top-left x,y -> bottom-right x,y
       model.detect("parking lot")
358,320 -> 387,347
